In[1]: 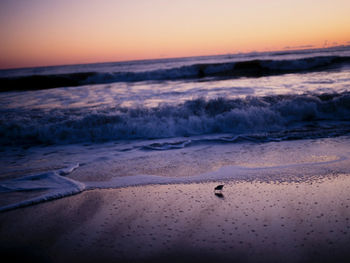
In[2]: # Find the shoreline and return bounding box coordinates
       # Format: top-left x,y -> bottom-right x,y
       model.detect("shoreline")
1,174 -> 349,263
2,135 -> 350,214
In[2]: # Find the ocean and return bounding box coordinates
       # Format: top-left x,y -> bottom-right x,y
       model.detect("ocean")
1,46 -> 350,211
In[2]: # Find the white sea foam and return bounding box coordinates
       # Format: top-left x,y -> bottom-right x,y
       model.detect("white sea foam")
85,152 -> 348,189
1,136 -> 349,212
1,93 -> 350,146
0,164 -> 84,212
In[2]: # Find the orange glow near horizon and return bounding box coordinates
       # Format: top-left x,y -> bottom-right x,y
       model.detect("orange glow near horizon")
0,0 -> 350,69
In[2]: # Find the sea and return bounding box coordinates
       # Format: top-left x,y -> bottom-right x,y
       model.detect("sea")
1,46 -> 350,211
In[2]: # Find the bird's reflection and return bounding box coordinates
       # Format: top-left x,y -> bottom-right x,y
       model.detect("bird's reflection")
215,192 -> 224,199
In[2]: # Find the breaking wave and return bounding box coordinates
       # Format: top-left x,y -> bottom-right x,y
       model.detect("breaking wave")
1,55 -> 350,91
1,92 -> 350,147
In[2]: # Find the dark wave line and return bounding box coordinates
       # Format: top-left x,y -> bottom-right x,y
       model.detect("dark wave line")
0,72 -> 96,92
1,56 -> 350,91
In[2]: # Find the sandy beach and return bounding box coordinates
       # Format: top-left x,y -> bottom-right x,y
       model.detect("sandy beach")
1,173 -> 349,263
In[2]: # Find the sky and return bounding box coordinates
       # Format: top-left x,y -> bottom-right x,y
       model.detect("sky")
0,0 -> 349,69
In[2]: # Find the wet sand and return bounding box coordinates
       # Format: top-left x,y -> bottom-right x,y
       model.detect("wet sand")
1,174 -> 350,263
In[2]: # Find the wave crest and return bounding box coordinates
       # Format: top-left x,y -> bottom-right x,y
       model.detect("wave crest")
1,93 -> 350,146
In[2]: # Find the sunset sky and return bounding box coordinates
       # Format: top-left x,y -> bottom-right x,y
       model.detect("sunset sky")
0,0 -> 349,69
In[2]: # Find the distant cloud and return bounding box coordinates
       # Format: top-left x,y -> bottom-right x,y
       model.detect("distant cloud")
283,44 -> 314,50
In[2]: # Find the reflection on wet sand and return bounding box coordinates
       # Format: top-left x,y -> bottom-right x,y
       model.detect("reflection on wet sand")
1,174 -> 349,263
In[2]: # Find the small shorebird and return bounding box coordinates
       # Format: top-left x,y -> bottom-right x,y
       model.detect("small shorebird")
214,184 -> 224,191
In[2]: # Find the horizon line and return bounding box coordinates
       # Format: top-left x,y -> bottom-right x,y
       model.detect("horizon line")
1,44 -> 349,72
